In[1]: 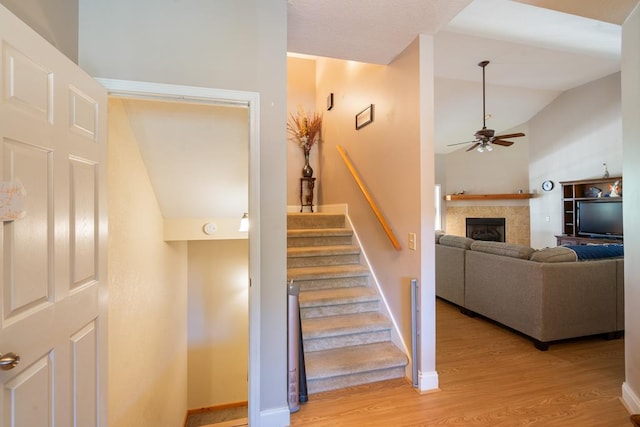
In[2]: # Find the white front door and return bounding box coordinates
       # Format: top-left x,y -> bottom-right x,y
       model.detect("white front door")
0,5 -> 107,427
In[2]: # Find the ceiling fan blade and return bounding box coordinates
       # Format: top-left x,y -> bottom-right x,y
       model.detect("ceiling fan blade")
448,139 -> 479,147
494,132 -> 525,139
466,142 -> 481,152
492,139 -> 514,147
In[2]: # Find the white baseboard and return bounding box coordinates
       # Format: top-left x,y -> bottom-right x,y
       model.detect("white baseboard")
258,406 -> 290,427
418,370 -> 440,393
623,382 -> 640,414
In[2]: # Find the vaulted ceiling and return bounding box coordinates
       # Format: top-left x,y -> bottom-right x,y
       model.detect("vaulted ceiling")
287,0 -> 639,153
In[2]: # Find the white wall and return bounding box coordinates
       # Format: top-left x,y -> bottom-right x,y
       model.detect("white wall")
622,3 -> 640,414
444,126 -> 530,198
0,0 -> 78,62
187,240 -> 249,409
528,73 -> 623,248
79,1 -> 289,424
108,99 -> 188,427
120,99 -> 249,219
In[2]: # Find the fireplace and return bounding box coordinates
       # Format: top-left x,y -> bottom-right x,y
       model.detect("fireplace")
466,218 -> 505,242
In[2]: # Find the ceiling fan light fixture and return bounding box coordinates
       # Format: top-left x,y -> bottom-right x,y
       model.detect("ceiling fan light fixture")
477,146 -> 484,153
485,144 -> 493,152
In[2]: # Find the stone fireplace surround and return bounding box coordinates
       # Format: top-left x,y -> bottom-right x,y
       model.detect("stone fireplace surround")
445,205 -> 531,246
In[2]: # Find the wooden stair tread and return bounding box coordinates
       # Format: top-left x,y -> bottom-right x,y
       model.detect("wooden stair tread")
304,342 -> 408,380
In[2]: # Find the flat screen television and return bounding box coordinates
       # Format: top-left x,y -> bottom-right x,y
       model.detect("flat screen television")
577,200 -> 623,238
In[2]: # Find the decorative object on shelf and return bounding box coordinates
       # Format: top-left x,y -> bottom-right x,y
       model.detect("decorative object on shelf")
603,162 -> 610,178
355,104 -> 374,130
542,180 -> 554,191
287,106 -> 322,178
584,186 -> 602,198
609,180 -> 621,197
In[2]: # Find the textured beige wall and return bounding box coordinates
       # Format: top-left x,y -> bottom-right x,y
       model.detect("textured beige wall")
287,57 -> 318,207
187,240 -> 249,409
107,99 -> 188,427
445,205 -> 531,246
314,39 -> 424,364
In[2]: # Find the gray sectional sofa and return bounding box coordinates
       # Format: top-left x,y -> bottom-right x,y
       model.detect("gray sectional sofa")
435,234 -> 624,350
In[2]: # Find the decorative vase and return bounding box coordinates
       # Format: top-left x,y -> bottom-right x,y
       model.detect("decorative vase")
302,149 -> 313,177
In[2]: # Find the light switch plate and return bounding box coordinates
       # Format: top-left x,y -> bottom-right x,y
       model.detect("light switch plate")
408,232 -> 417,251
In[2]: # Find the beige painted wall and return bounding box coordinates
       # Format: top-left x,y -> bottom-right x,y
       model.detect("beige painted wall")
287,57 -> 318,206
622,3 -> 640,414
108,99 -> 188,427
79,1 -> 289,422
314,39 -> 423,367
528,72 -> 623,248
187,240 -> 249,409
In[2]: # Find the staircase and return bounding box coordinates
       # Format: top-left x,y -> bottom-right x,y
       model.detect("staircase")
287,212 -> 408,394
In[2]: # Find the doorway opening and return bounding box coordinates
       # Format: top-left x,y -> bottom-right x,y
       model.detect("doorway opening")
99,79 -> 261,424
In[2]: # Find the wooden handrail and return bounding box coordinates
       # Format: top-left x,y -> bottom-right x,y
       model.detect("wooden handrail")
336,145 -> 402,251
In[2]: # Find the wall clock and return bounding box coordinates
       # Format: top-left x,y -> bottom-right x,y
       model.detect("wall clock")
542,180 -> 554,191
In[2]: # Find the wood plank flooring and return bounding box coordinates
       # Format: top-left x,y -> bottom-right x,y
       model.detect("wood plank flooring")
290,298 -> 631,426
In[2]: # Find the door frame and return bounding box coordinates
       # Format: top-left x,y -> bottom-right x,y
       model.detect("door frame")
96,78 -> 261,424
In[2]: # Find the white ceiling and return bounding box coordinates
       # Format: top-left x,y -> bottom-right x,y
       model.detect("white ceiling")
287,0 -> 639,153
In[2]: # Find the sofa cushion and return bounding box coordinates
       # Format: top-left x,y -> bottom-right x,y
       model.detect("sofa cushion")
470,241 -> 535,259
529,246 -> 578,263
439,234 -> 474,249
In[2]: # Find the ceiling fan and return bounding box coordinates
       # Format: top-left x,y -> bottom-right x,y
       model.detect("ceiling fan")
449,60 -> 525,152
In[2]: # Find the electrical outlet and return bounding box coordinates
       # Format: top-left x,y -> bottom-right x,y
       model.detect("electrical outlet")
408,232 -> 417,251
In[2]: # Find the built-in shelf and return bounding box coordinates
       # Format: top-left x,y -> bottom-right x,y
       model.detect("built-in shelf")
445,193 -> 533,201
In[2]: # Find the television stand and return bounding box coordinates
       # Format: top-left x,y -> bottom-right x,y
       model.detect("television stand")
559,177 -> 623,245
556,235 -> 623,246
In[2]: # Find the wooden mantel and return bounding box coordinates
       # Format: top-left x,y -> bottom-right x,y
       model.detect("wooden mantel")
445,193 -> 533,201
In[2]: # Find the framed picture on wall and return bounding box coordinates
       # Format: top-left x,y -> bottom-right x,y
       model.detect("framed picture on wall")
355,104 -> 374,130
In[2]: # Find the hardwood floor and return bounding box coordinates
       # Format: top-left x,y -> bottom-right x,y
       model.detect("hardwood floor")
290,298 -> 631,426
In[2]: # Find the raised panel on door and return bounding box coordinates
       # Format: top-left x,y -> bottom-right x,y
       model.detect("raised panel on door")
2,41 -> 53,124
3,352 -> 54,427
70,321 -> 97,427
2,138 -> 53,324
70,157 -> 97,290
